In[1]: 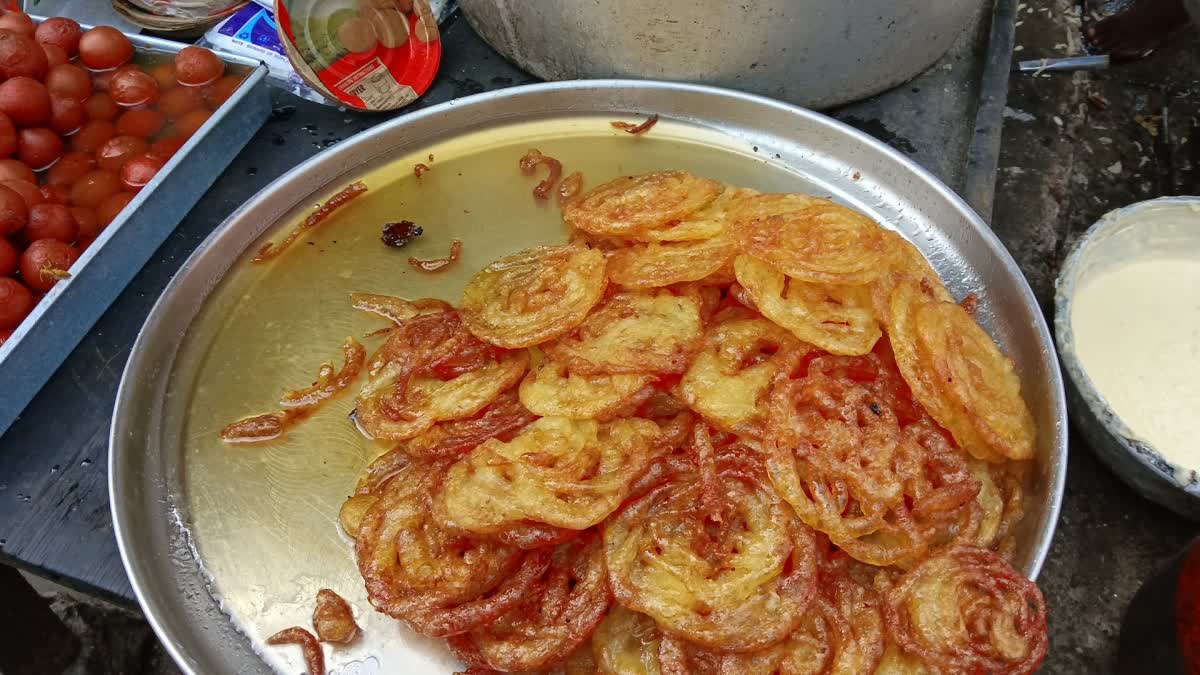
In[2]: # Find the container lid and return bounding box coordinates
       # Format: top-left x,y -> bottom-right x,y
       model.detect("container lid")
274,0 -> 441,111
114,0 -> 246,35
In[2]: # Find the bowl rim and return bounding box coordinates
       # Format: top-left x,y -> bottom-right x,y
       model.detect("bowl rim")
1053,195 -> 1200,500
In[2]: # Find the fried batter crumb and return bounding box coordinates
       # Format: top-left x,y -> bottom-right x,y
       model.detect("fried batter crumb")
519,149 -> 563,200
266,627 -> 324,674
409,239 -> 463,271
254,181 -> 368,262
960,293 -> 979,317
313,589 -> 360,644
558,171 -> 583,205
610,114 -> 659,135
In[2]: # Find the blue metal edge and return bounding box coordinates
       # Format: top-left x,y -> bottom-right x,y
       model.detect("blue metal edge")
0,37 -> 270,436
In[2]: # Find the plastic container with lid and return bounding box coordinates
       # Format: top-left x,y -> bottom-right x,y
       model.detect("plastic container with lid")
274,0 -> 441,111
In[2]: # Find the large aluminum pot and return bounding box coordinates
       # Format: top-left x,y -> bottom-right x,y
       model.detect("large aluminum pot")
459,0 -> 981,109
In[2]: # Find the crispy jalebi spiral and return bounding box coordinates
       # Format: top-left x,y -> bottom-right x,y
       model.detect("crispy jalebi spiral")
734,195 -> 888,285
361,308 -> 490,384
593,605 -> 662,675
605,448 -> 818,652
355,350 -> 528,440
461,245 -> 608,348
679,315 -> 807,438
313,588 -> 359,644
434,416 -> 664,533
563,171 -> 723,237
597,547 -> 885,675
266,627 -> 324,675
640,187 -> 758,242
655,601 -> 877,675
607,234 -> 738,289
734,255 -> 881,356
356,459 -> 550,638
877,231 -> 953,304
883,547 -> 1047,675
520,352 -> 655,420
221,337 -> 366,444
449,534 -> 611,673
545,290 -> 703,376
281,170 -> 1048,675
891,418 -> 988,561
354,309 -> 529,440
765,349 -> 981,567
359,444 -> 577,551
400,389 -> 538,460
720,545 -> 885,674
887,278 -> 1036,461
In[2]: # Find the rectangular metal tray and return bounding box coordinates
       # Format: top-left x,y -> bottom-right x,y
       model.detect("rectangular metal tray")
0,28 -> 270,435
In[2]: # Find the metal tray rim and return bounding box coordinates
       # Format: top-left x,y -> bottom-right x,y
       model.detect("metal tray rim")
110,78 -> 1067,675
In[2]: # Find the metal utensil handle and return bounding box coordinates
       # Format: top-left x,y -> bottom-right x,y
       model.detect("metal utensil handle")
1014,55 -> 1110,72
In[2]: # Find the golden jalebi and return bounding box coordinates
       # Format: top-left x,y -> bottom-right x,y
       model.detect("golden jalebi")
231,168 -> 1045,674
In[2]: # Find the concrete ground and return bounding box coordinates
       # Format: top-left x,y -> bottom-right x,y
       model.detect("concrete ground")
15,2 -> 1200,673
997,1 -> 1200,673
18,573 -> 179,675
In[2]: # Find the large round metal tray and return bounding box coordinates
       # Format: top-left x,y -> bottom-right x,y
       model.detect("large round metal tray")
111,80 -> 1067,675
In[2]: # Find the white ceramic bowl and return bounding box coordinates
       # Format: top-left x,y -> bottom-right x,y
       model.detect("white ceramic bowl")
1055,196 -> 1200,519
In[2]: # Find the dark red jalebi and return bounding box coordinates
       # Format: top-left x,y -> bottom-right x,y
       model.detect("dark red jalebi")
355,459 -> 549,638
449,533 -> 611,672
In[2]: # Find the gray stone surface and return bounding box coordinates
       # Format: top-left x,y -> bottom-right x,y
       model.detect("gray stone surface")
997,1 -> 1200,672
22,573 -> 179,675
